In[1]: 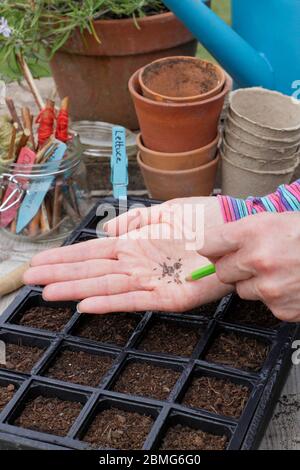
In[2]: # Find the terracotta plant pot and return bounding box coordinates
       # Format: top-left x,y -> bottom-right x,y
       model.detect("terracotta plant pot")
129,70 -> 230,153
137,132 -> 219,170
139,56 -> 225,103
50,12 -> 197,129
137,152 -> 220,200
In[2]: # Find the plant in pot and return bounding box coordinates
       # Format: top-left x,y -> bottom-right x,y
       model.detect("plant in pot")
0,1 -> 199,129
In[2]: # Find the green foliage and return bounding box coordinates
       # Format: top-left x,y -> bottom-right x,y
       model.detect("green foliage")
0,0 -> 165,80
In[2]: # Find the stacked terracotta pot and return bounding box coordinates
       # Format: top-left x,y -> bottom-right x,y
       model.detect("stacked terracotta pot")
129,57 -> 230,200
221,88 -> 300,198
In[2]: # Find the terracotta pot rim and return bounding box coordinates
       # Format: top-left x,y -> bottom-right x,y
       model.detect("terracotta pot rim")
90,11 -> 174,26
137,132 -> 220,156
137,151 -> 220,175
139,56 -> 226,103
130,69 -> 231,108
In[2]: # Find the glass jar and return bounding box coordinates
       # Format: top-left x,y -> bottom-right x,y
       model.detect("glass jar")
0,135 -> 91,242
71,121 -> 144,194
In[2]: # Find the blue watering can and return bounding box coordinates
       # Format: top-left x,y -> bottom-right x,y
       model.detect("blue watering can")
162,0 -> 300,96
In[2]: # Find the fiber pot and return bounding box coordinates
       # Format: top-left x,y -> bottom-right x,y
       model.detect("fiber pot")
50,12 -> 197,129
229,88 -> 300,140
221,151 -> 298,198
139,56 -> 225,103
226,114 -> 300,148
225,128 -> 300,159
129,70 -> 230,153
221,138 -> 297,171
137,132 -> 219,170
137,152 -> 220,200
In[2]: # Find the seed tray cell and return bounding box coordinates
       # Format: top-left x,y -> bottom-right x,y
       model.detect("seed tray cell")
39,340 -> 119,388
70,311 -> 145,349
0,329 -> 52,376
0,375 -> 23,415
224,297 -> 282,331
0,196 -> 298,450
200,324 -> 274,375
176,364 -> 258,421
132,314 -> 209,360
75,396 -> 161,450
3,290 -> 77,335
107,355 -> 185,402
2,380 -> 92,446
154,411 -> 235,450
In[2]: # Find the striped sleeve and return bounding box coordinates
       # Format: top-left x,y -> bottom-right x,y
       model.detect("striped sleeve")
218,179 -> 300,222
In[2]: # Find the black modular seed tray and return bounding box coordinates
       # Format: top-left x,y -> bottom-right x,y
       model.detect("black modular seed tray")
0,197 -> 298,450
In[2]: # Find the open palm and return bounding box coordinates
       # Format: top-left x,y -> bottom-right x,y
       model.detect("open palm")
24,224 -> 232,314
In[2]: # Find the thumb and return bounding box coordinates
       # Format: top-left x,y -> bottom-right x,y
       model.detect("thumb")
198,219 -> 247,259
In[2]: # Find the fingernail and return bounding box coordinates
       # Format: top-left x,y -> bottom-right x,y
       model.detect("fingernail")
76,303 -> 82,314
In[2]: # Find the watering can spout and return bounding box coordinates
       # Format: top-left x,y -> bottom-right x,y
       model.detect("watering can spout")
162,0 -> 274,89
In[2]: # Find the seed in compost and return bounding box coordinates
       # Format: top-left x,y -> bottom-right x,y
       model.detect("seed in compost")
182,375 -> 251,419
0,384 -> 16,412
205,331 -> 270,372
14,396 -> 82,436
155,258 -> 183,284
17,306 -> 73,332
44,349 -> 114,387
160,424 -> 228,450
1,342 -> 45,373
227,299 -> 280,329
83,408 -> 154,450
138,319 -> 203,356
72,313 -> 141,346
112,361 -> 181,400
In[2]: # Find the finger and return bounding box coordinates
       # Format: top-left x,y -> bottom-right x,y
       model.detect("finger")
30,237 -> 117,267
104,205 -> 166,237
24,259 -> 122,285
198,219 -> 250,259
215,251 -> 254,284
78,290 -> 158,314
236,279 -> 261,301
42,274 -> 152,301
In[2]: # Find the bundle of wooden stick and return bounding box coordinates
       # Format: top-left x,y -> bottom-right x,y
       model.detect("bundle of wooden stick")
0,95 -> 82,240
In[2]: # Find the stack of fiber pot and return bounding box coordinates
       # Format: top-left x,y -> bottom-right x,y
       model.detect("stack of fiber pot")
129,57 -> 230,200
221,88 -> 300,198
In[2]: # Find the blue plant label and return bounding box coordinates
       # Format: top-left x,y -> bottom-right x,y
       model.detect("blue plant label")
16,142 -> 67,233
111,126 -> 128,200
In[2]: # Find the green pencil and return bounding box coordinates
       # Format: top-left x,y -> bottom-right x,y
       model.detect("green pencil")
185,263 -> 216,282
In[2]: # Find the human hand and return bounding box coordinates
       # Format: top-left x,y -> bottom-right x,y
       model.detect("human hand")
23,224 -> 232,314
104,196 -> 224,239
199,212 -> 300,322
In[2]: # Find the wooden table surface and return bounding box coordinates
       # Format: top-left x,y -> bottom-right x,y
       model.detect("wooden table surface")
0,233 -> 299,450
